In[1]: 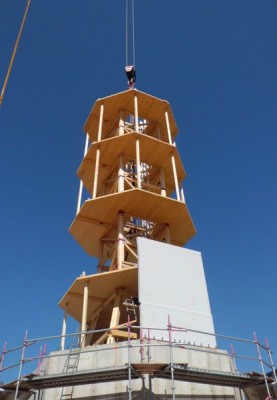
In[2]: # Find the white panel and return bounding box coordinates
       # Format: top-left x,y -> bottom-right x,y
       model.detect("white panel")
137,238 -> 216,347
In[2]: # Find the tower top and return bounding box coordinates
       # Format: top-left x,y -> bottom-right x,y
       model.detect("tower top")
84,89 -> 178,143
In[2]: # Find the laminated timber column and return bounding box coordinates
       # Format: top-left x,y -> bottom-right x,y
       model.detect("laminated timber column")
81,279 -> 89,348
92,104 -> 104,199
107,289 -> 122,344
135,137 -> 141,188
134,94 -> 139,132
118,155 -> 125,192
117,212 -> 125,270
165,110 -> 173,144
60,304 -> 68,351
160,168 -> 166,197
119,110 -> 124,135
171,154 -> 181,201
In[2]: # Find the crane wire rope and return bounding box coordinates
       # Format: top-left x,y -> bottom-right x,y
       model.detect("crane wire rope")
0,0 -> 31,105
125,0 -> 136,88
125,0 -> 136,67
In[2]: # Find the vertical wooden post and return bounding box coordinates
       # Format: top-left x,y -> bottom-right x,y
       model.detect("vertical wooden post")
97,104 -> 104,142
134,95 -> 139,132
60,305 -> 68,351
157,124 -> 161,140
81,281 -> 89,348
179,180 -> 185,203
107,291 -> 122,344
165,111 -> 173,144
160,168 -> 166,197
171,155 -> 180,201
77,133 -> 90,214
165,224 -> 171,243
119,110 -> 124,135
135,138 -> 141,189
117,212 -> 125,269
118,154 -> 125,192
92,148 -> 101,198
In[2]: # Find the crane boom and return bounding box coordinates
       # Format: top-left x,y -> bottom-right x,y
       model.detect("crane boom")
0,0 -> 31,105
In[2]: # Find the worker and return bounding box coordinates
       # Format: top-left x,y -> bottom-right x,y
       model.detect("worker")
125,65 -> 136,88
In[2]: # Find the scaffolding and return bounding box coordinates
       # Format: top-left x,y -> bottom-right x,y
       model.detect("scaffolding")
1,318 -> 276,400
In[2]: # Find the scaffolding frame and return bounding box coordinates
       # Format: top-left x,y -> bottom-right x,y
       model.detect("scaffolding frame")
1,319 -> 276,400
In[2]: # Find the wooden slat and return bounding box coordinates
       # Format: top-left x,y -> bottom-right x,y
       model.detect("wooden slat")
110,330 -> 138,339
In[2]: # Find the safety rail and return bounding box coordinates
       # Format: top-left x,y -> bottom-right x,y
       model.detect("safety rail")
0,317 -> 276,400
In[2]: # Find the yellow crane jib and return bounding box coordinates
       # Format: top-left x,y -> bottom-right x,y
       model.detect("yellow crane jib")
0,0 -> 31,105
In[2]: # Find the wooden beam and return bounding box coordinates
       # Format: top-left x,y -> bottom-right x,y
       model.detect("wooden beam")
92,148 -> 100,198
118,154 -> 125,192
117,212 -> 125,270
69,291 -> 105,303
171,154 -> 180,201
97,104 -> 104,141
134,94 -> 139,132
81,281 -> 89,348
136,138 -> 141,189
165,110 -> 173,144
110,330 -> 138,339
119,110 -> 124,135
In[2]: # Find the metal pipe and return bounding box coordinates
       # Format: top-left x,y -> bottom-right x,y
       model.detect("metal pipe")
167,316 -> 176,400
253,332 -> 271,397
14,331 -> 28,400
127,315 -> 132,400
265,338 -> 277,381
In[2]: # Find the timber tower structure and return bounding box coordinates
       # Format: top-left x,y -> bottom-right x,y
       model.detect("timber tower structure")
61,89 -> 196,346
1,89 -> 276,400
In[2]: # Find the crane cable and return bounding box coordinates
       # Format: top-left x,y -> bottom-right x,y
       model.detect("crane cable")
125,0 -> 136,88
125,0 -> 135,67
0,0 -> 31,105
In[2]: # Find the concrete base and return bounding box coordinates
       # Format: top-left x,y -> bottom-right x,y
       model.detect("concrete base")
40,340 -> 242,400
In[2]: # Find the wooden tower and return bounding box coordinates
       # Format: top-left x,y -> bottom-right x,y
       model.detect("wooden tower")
59,89 -> 196,346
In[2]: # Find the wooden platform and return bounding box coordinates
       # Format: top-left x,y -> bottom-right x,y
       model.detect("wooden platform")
77,132 -> 185,195
59,267 -> 138,324
84,89 -> 178,143
69,189 -> 196,258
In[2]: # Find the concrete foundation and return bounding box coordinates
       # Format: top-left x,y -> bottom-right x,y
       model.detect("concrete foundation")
40,340 -> 241,400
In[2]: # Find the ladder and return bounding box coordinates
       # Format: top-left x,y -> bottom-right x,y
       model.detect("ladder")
60,329 -> 82,400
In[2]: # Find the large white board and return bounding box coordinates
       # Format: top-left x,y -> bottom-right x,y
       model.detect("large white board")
137,238 -> 216,347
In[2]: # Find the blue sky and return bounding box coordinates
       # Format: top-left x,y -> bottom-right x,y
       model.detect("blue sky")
0,0 -> 276,380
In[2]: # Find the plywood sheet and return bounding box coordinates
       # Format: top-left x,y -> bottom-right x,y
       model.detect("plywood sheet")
84,89 -> 178,143
137,238 -> 216,347
69,189 -> 196,257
